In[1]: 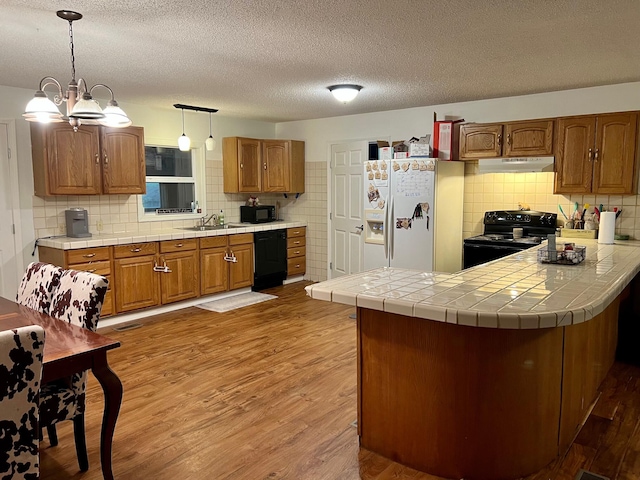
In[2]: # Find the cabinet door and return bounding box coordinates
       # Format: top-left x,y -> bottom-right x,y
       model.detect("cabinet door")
101,126 -> 146,194
160,251 -> 199,304
459,124 -> 503,159
229,243 -> 254,290
262,140 -> 290,192
504,120 -> 554,157
114,255 -> 160,312
45,124 -> 102,195
238,138 -> 262,192
554,116 -> 596,194
200,247 -> 229,295
592,113 -> 638,195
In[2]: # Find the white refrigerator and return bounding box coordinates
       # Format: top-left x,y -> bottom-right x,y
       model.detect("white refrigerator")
363,158 -> 464,273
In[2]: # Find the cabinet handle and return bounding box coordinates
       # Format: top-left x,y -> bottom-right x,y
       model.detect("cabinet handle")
131,247 -> 142,253
263,163 -> 267,170
240,163 -> 244,169
83,253 -> 96,258
294,240 -> 300,245
588,148 -> 593,162
506,134 -> 511,146
497,134 -> 502,146
294,250 -> 300,254
87,269 -> 97,273
104,155 -> 109,164
95,153 -> 99,164
175,243 -> 183,248
594,149 -> 599,162
295,264 -> 300,268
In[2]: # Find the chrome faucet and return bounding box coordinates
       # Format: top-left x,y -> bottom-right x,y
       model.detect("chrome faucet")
199,213 -> 218,227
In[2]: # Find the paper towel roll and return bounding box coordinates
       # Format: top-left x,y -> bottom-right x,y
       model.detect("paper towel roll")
598,212 -> 616,244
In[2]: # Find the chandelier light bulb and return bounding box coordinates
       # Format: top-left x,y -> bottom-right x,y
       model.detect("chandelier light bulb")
328,84 -> 363,103
205,136 -> 216,151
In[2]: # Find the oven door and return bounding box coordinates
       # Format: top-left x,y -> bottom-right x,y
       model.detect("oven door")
463,243 -> 527,269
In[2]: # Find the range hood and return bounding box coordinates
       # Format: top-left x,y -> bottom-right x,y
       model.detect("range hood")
477,157 -> 555,174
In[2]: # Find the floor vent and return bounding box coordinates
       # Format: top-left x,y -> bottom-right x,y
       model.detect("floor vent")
575,470 -> 609,480
112,323 -> 143,332
348,313 -> 357,319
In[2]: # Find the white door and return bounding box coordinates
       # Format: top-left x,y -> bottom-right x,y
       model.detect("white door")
330,142 -> 365,278
0,122 -> 21,299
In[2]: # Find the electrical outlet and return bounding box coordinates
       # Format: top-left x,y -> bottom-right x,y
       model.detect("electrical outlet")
96,219 -> 103,231
58,224 -> 66,234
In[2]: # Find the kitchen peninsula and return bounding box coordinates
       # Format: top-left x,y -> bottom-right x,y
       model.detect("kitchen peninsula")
306,240 -> 640,480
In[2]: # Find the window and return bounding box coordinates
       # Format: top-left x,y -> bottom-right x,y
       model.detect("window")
138,145 -> 206,221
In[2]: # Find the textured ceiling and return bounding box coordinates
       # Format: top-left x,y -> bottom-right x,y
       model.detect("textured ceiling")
1,0 -> 640,122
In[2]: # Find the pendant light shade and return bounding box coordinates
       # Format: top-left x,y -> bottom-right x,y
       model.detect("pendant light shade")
328,84 -> 363,103
69,93 -> 104,120
205,111 -> 216,151
23,91 -> 64,123
100,102 -> 133,127
178,107 -> 190,151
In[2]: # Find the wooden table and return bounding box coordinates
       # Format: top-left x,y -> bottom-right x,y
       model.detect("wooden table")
0,297 -> 123,480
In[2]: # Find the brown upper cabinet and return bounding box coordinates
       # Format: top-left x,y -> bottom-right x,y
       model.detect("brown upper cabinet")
459,120 -> 554,159
223,137 -> 305,194
31,123 -> 146,196
554,113 -> 638,195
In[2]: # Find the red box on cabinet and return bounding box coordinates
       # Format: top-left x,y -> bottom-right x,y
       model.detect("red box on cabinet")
433,120 -> 463,160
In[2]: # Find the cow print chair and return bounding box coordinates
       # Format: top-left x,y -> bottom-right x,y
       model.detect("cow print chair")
15,262 -> 64,314
38,269 -> 108,472
0,325 -> 46,480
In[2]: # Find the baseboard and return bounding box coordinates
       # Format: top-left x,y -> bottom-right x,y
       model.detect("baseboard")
97,287 -> 252,330
284,275 -> 305,285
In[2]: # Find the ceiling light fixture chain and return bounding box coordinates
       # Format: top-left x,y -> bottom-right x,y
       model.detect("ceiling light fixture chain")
23,10 -> 132,129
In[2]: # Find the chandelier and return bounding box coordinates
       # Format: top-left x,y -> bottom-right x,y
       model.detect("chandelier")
23,10 -> 131,129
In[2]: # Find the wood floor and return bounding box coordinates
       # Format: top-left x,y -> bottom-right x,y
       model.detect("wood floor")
38,282 -> 640,480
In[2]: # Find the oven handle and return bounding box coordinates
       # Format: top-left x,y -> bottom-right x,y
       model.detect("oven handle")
463,243 -> 530,252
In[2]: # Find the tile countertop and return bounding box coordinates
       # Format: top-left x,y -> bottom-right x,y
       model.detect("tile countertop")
305,239 -> 640,330
37,221 -> 306,250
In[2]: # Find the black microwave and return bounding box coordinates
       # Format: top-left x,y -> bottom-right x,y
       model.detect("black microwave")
240,205 -> 276,223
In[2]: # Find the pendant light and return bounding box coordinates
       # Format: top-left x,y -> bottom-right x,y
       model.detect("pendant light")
328,84 -> 363,103
178,107 -> 190,151
205,111 -> 216,151
173,103 -> 218,151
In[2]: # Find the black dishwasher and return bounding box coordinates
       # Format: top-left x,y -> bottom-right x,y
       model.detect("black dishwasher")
253,229 -> 287,291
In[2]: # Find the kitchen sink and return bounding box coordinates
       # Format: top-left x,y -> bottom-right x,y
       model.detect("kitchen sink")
180,224 -> 241,231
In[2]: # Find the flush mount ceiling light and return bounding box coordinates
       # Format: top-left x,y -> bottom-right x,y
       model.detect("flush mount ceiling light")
23,10 -> 131,129
328,84 -> 363,103
173,104 -> 218,152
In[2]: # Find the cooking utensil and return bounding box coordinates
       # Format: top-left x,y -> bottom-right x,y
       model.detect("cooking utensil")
558,204 -> 568,220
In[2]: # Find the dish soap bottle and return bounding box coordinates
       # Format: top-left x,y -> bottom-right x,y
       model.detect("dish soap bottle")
218,209 -> 225,226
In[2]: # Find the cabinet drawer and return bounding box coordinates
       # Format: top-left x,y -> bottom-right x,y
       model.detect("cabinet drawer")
287,257 -> 306,276
229,233 -> 253,246
160,238 -> 197,253
66,247 -> 110,265
200,237 -> 228,249
68,260 -> 111,276
287,227 -> 306,238
101,289 -> 114,317
287,246 -> 306,258
114,242 -> 157,258
287,237 -> 305,249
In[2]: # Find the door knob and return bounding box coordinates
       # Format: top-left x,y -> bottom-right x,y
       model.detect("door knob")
355,225 -> 364,231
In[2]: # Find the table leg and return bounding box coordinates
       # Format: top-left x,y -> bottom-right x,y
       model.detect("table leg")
92,351 -> 123,480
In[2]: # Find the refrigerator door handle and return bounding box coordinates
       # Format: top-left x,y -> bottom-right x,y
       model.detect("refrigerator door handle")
383,197 -> 389,259
389,195 -> 394,260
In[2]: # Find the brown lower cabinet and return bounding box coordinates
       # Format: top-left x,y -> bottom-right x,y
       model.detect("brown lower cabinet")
38,245 -> 114,317
38,231 -> 256,317
286,227 -> 306,277
200,234 -> 254,294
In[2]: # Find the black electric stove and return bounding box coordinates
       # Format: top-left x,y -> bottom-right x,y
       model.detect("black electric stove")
463,210 -> 558,268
